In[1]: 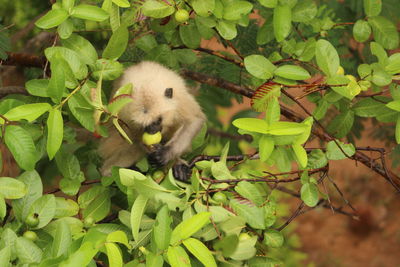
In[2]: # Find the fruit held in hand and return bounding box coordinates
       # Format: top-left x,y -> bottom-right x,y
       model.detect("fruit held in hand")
142,131 -> 162,146
175,9 -> 189,23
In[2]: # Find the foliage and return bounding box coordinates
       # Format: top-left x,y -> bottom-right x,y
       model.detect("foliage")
0,0 -> 399,266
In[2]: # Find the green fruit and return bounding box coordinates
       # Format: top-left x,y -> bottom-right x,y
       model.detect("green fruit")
83,217 -> 95,228
152,170 -> 165,180
25,214 -> 39,228
212,192 -> 227,204
239,233 -> 251,241
175,9 -> 189,23
142,131 -> 162,146
23,231 -> 38,241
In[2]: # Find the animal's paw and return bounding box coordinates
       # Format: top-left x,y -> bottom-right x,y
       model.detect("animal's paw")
172,163 -> 191,182
148,145 -> 169,167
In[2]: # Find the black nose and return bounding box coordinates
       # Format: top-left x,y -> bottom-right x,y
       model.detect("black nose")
144,117 -> 162,134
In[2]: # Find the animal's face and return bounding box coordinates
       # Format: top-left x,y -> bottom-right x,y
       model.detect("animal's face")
116,62 -> 186,129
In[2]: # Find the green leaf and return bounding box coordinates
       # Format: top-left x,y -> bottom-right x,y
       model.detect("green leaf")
211,161 -> 235,180
5,125 -> 38,171
294,116 -> 313,144
48,58 -> 66,103
326,141 -> 356,160
353,20 -> 371,43
112,0 -> 130,8
264,229 -> 284,248
370,42 -> 388,65
368,16 -> 399,50
316,39 -> 339,77
258,0 -> 277,8
55,197 -> 79,218
292,0 -> 317,22
146,252 -> 164,267
45,46 -> 88,80
142,0 -> 175,18
108,95 -> 133,116
327,75 -> 354,100
82,188 -> 111,222
371,63 -> 392,86
235,181 -> 264,205
16,237 -> 42,264
230,198 -> 265,229
387,100 -> 400,111
223,1 -> 253,21
292,144 -> 307,168
0,246 -> 11,267
244,55 -> 276,79
274,65 -> 311,80
256,20 -> 274,45
105,243 -> 123,267
268,121 -> 307,135
3,103 -> 51,123
71,4 -> 109,21
273,4 -> 292,42
0,177 -> 26,199
35,9 -> 69,29
327,110 -> 354,138
301,183 -> 319,207
179,23 -> 201,49
102,26 -> 129,60
29,194 -> 56,229
229,235 -> 257,261
107,231 -> 130,248
363,0 -> 382,17
216,20 -> 237,40
135,35 -> 158,52
52,219 -> 72,257
170,212 -> 211,244
193,0 -> 214,17
55,149 -> 81,180
167,246 -> 191,267
63,0 -> 75,11
386,53 -> 400,74
259,135 -> 275,162
11,171 -> 42,222
352,97 -> 388,117
183,238 -> 217,267
25,79 -> 50,97
153,205 -> 172,250
61,34 -> 98,66
131,194 -> 148,242
58,19 -> 74,39
91,59 -> 123,80
47,108 -> 64,160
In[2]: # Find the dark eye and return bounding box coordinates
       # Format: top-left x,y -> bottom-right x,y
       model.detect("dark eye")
164,88 -> 173,98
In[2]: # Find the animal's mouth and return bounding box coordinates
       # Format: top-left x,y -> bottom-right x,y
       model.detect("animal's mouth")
144,117 -> 162,134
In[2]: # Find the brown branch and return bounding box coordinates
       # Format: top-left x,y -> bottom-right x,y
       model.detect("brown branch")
1,52 -> 46,68
207,128 -> 253,142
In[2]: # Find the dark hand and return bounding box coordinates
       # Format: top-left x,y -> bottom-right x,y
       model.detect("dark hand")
173,163 -> 191,182
148,145 -> 169,167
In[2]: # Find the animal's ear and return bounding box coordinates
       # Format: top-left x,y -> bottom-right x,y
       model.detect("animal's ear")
164,88 -> 173,98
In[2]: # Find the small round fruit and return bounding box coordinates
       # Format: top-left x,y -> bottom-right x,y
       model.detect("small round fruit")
239,233 -> 251,241
23,231 -> 38,241
175,9 -> 189,23
212,192 -> 227,204
152,170 -> 165,180
142,131 -> 162,146
25,214 -> 39,228
83,217 -> 95,228
337,66 -> 345,75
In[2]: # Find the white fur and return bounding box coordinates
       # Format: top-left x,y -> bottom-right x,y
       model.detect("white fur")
99,61 -> 205,175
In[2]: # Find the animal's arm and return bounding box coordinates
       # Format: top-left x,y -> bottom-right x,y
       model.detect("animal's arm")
164,112 -> 205,163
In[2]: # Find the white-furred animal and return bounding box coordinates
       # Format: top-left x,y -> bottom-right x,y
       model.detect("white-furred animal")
99,61 -> 206,179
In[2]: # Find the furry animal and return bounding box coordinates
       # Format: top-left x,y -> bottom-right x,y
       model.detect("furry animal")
99,61 -> 206,180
